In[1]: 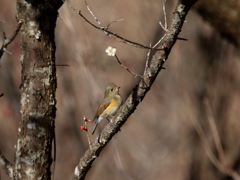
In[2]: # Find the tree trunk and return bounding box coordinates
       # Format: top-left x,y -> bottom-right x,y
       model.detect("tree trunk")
15,0 -> 62,179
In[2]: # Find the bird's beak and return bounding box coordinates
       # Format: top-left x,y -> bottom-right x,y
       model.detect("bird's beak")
116,86 -> 120,92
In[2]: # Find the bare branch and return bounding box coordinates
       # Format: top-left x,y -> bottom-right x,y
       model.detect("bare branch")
71,0 -> 197,179
153,33 -> 166,48
176,37 -> 188,41
144,33 -> 167,74
64,1 -> 163,51
203,98 -> 240,180
144,45 -> 152,74
84,0 -> 124,29
55,64 -> 70,67
163,0 -> 167,29
204,98 -> 227,166
3,47 -> 12,55
84,0 -> 101,26
106,19 -> 124,29
187,94 -> 240,180
83,117 -> 93,150
0,19 -> 24,60
159,0 -> 168,32
115,55 -> 143,79
0,150 -> 14,178
188,101 -> 229,175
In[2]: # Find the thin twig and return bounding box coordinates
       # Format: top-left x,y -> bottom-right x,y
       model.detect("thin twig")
0,19 -> 24,59
203,98 -> 227,166
204,98 -> 240,180
202,98 -> 240,180
3,47 -> 12,55
176,37 -> 188,41
153,33 -> 167,48
4,19 -> 24,46
115,54 -> 143,79
85,121 -> 92,150
64,1 -> 163,51
106,19 -> 124,29
163,0 -> 167,29
0,150 -> 14,178
55,64 -> 70,67
144,33 -> 166,73
159,0 -> 168,32
84,0 -> 124,30
186,94 -> 240,180
84,0 -> 101,26
188,107 -> 228,174
144,45 -> 152,75
83,117 -> 92,150
182,88 -> 234,178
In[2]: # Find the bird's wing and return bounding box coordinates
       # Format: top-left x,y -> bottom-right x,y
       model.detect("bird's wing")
92,98 -> 112,122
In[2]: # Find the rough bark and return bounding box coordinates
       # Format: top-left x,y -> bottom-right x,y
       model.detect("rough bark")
15,0 -> 62,179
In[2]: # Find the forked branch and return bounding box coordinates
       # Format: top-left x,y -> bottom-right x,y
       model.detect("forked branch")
0,19 -> 24,59
64,1 -> 163,51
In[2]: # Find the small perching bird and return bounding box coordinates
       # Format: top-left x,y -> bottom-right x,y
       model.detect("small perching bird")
92,83 -> 122,135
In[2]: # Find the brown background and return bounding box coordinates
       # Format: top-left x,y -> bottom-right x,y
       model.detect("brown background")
0,0 -> 240,180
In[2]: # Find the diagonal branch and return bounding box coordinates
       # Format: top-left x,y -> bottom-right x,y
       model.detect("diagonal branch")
64,1 -> 163,51
0,150 -> 14,178
0,19 -> 24,60
204,98 -> 227,166
203,98 -> 240,180
71,0 -> 197,179
114,54 -> 143,79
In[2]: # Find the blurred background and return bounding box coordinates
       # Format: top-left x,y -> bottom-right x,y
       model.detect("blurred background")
0,0 -> 240,179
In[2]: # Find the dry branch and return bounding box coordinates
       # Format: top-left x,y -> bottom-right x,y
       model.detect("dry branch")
71,0 -> 197,179
0,19 -> 24,59
185,92 -> 240,180
204,98 -> 240,180
114,54 -> 143,79
64,1 -> 163,51
0,151 -> 14,178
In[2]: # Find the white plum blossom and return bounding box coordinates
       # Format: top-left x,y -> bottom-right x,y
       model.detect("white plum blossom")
105,46 -> 116,56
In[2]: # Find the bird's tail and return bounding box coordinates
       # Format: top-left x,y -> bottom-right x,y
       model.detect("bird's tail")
92,120 -> 98,135
92,117 -> 103,135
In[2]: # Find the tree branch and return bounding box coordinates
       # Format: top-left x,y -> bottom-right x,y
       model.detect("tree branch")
203,98 -> 240,180
0,150 -> 14,178
114,54 -> 143,79
71,0 -> 197,179
0,19 -> 24,60
64,1 -> 163,51
204,98 -> 227,166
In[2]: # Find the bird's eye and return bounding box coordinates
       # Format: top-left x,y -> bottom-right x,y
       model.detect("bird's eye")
110,88 -> 114,92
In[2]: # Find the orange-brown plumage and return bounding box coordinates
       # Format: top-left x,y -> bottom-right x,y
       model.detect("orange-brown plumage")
92,83 -> 122,134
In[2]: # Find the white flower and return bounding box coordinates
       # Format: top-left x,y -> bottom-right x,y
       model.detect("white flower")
105,46 -> 116,56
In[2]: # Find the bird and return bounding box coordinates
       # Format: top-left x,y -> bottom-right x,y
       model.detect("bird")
92,83 -> 122,135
